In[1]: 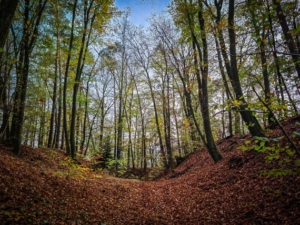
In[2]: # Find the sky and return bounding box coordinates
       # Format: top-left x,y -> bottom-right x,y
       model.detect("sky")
114,0 -> 172,26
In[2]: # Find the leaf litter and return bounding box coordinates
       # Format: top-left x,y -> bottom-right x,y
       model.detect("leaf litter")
1,115 -> 300,224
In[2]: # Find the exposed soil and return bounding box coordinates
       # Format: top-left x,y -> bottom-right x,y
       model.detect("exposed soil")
1,115 -> 300,224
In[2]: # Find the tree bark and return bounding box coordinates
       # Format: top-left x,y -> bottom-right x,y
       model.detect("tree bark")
70,0 -> 95,159
214,36 -> 233,136
184,0 -> 222,163
227,0 -> 264,137
272,0 -> 300,79
63,0 -> 77,156
10,0 -> 47,155
0,0 -> 19,61
247,0 -> 273,124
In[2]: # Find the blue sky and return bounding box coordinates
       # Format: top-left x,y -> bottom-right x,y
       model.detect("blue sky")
114,0 -> 172,26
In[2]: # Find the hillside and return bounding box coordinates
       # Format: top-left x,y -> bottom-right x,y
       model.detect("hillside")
1,115 -> 300,224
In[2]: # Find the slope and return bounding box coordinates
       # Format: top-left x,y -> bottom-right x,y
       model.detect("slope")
0,115 -> 300,224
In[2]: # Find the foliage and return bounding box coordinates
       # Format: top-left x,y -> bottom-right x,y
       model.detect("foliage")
55,156 -> 101,180
239,129 -> 300,177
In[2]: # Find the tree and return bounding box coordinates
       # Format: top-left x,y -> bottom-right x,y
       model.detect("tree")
9,0 -> 48,155
272,0 -> 300,79
152,42 -> 174,168
204,0 -> 265,137
0,0 -> 19,61
62,0 -> 77,156
227,0 -> 264,138
150,16 -> 204,150
170,0 -> 222,163
265,0 -> 298,114
128,25 -> 169,168
48,0 -> 62,148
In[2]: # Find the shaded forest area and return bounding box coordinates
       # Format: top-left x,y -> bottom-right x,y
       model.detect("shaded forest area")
1,0 -> 300,223
0,115 -> 300,224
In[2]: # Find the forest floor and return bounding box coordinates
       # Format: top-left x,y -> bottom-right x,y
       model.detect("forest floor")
1,115 -> 300,224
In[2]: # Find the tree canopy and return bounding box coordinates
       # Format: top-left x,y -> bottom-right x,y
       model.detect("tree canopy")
0,0 -> 299,171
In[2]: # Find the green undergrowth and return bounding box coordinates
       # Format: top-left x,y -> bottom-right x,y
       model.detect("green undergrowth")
52,154 -> 102,180
238,132 -> 300,177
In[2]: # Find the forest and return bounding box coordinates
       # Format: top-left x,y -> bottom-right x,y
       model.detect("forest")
0,0 -> 300,223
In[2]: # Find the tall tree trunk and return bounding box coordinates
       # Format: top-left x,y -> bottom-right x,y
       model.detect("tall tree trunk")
63,0 -> 78,155
131,75 -> 147,172
10,0 -> 47,155
145,70 -> 168,168
227,0 -> 264,137
70,0 -> 95,159
11,34 -> 30,155
159,46 -> 173,169
125,88 -> 133,168
213,0 -> 264,137
214,36 -> 233,136
48,30 -> 59,147
38,102 -> 46,147
266,1 -> 298,114
185,0 -> 222,162
166,42 -> 204,148
247,0 -> 273,124
80,84 -> 89,153
172,84 -> 182,156
55,56 -> 62,148
272,0 -> 300,79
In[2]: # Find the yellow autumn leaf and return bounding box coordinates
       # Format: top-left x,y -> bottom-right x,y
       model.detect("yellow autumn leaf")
233,99 -> 241,106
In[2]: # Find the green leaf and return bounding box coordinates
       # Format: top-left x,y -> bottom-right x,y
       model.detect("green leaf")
286,149 -> 295,157
293,131 -> 300,136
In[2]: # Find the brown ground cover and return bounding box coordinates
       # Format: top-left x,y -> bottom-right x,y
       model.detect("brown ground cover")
1,115 -> 300,224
